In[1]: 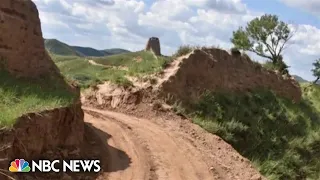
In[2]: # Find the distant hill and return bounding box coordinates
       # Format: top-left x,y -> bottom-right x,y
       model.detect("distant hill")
44,39 -> 130,57
102,48 -> 131,56
44,39 -> 80,56
292,75 -> 320,85
71,46 -> 105,57
292,75 -> 309,83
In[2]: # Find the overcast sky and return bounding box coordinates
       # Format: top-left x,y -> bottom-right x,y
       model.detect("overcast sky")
32,0 -> 320,81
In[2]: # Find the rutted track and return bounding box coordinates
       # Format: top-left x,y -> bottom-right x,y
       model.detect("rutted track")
83,107 -> 263,180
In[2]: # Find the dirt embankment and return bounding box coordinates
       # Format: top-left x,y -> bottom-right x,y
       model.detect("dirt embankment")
80,47 -> 303,180
83,107 -> 264,180
159,48 -> 301,105
0,99 -> 83,159
0,0 -> 86,179
83,47 -> 302,112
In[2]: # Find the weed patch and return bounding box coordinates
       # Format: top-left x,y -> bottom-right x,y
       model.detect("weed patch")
53,55 -> 129,88
172,45 -> 195,58
186,85 -> 320,179
53,52 -> 171,88
0,70 -> 75,127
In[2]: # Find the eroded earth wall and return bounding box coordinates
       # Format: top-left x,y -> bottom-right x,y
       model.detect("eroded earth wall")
160,48 -> 302,104
0,0 -> 85,171
0,0 -> 58,77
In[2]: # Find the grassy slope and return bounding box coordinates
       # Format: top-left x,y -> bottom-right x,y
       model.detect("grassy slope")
45,39 -> 130,57
71,46 -> 105,57
52,51 -> 171,88
44,39 -> 80,56
52,55 -> 130,88
53,44 -> 320,179
92,51 -> 171,76
0,70 -> 75,127
293,75 -> 309,83
102,48 -> 131,55
183,84 -> 320,180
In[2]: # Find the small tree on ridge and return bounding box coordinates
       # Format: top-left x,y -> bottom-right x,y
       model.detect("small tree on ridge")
312,59 -> 320,84
231,14 -> 294,74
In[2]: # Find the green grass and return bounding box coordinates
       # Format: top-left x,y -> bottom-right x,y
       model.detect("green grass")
52,51 -> 171,88
127,55 -> 171,76
102,48 -> 130,55
53,55 -> 131,88
93,51 -> 171,75
172,45 -> 196,58
93,51 -> 155,66
262,60 -> 276,70
262,60 -> 289,75
181,84 -> 320,180
171,45 -> 223,58
44,38 -> 131,57
45,39 -> 79,56
0,70 -> 75,127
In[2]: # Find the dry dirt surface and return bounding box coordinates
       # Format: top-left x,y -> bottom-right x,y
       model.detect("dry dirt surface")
159,48 -> 301,103
83,107 -> 264,180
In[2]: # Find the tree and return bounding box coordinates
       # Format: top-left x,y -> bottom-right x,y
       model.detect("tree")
231,14 -> 294,72
312,59 -> 320,84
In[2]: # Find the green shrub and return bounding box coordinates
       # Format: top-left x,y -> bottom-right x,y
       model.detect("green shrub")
262,60 -> 277,71
113,76 -> 133,88
128,55 -> 170,75
263,59 -> 289,75
187,85 -> 320,179
173,45 -> 195,58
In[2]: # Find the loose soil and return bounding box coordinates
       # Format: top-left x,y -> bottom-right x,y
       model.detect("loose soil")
83,107 -> 264,180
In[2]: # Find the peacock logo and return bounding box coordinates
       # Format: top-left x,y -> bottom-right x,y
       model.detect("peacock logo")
9,159 -> 31,172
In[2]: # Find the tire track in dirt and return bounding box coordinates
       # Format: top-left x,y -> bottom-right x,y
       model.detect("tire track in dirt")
85,112 -> 155,180
83,107 -> 264,180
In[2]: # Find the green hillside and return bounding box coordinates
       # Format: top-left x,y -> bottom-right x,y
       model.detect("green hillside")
102,48 -> 131,56
44,39 -> 130,57
51,51 -> 171,88
44,39 -> 80,56
292,75 -> 320,85
176,83 -> 320,180
52,55 -> 129,88
293,75 -> 309,83
50,44 -> 320,179
72,46 -> 105,57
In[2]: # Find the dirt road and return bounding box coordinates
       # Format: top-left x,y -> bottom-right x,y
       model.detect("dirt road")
83,107 -> 263,180
87,59 -> 128,71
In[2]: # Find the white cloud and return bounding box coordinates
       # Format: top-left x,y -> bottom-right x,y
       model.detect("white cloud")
38,11 -> 70,29
189,9 -> 257,31
138,12 -> 197,32
34,0 -> 250,53
75,23 -> 94,30
32,0 -> 320,81
280,0 -> 320,18
149,0 -> 193,21
290,24 -> 320,56
185,0 -> 248,14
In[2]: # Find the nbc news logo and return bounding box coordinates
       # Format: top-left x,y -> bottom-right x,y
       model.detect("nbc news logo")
9,159 -> 101,173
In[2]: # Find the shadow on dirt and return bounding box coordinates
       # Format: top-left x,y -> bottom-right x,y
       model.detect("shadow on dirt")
84,122 -> 132,173
0,123 -> 132,180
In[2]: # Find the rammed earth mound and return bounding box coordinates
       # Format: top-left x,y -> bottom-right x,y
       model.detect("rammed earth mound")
0,69 -> 76,127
